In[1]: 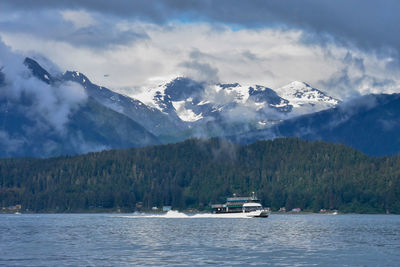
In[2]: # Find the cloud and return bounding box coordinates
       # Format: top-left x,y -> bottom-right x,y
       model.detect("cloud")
320,51 -> 399,99
0,8 -> 148,49
2,0 -> 400,52
0,24 -> 331,88
0,39 -> 88,133
0,38 -> 25,77
0,1 -> 399,101
11,78 -> 87,133
61,9 -> 97,29
0,131 -> 25,155
211,138 -> 237,161
179,60 -> 219,83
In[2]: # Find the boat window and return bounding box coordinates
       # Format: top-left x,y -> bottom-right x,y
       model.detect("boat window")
244,206 -> 262,211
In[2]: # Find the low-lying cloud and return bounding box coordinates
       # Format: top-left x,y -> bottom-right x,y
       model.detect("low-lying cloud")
0,39 -> 87,134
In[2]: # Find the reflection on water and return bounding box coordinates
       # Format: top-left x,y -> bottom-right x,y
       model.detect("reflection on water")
1,213 -> 399,266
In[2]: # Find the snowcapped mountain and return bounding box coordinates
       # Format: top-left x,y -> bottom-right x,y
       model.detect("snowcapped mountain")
21,58 -> 341,140
275,81 -> 339,114
62,71 -> 187,137
130,77 -> 339,135
1,57 -> 343,157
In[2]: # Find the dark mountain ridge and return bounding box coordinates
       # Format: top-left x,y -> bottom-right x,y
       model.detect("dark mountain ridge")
2,57 -> 400,157
0,58 -> 159,158
229,93 -> 400,156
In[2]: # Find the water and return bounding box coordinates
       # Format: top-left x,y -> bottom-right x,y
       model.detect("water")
1,213 -> 399,266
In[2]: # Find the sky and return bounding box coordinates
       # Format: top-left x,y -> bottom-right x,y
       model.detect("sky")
0,0 -> 399,100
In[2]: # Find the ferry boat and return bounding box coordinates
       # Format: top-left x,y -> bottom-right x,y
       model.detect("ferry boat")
211,195 -> 270,218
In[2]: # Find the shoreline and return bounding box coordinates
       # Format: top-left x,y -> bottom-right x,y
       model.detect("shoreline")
1,210 -> 398,215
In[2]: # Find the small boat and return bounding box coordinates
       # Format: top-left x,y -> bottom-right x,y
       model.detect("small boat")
211,194 -> 270,218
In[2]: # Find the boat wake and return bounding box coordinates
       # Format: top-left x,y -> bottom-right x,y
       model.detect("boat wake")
119,210 -> 257,219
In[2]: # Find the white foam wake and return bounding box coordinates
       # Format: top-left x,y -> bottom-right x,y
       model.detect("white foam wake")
119,210 -> 255,219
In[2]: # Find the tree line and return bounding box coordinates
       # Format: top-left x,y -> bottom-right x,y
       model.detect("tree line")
1,138 -> 400,213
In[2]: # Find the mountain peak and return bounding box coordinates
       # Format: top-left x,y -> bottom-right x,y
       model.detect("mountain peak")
63,70 -> 91,86
279,81 -> 313,92
24,57 -> 53,84
275,81 -> 339,110
164,77 -> 205,101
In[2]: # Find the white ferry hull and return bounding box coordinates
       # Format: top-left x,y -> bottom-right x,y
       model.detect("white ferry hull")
211,209 -> 270,218
245,210 -> 270,218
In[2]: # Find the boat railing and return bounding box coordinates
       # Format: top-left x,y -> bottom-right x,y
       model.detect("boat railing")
226,197 -> 259,202
211,204 -> 226,208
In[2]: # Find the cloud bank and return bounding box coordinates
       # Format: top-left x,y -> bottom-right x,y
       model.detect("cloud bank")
0,0 -> 398,101
0,39 -> 88,156
2,0 -> 399,50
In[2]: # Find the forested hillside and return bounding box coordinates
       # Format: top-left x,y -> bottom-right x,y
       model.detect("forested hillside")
1,138 -> 400,213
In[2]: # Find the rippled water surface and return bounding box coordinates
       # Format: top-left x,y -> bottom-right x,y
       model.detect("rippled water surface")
1,213 -> 399,266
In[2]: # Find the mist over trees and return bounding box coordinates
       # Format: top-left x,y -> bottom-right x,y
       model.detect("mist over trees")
1,138 -> 400,213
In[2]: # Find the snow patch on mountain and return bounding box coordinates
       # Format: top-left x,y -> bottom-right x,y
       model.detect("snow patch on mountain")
133,84 -> 168,111
275,81 -> 339,114
127,77 -> 339,133
172,100 -> 203,122
214,83 -> 251,104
